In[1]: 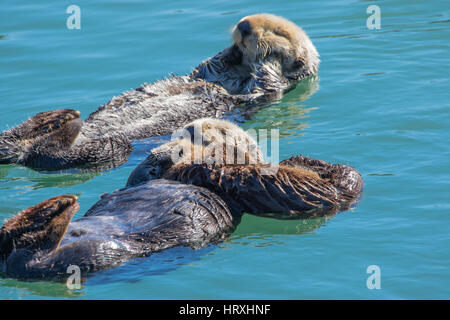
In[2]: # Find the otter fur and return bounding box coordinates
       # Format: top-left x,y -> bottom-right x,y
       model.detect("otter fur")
163,160 -> 362,218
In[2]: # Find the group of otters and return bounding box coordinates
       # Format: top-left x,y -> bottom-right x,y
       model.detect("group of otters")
0,14 -> 363,280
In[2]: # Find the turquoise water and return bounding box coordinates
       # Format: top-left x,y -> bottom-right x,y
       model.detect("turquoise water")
1,0 -> 449,299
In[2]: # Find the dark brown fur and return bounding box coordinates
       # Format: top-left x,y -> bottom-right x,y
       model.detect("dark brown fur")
163,155 -> 363,218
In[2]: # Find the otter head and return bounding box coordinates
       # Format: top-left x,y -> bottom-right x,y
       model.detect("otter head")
0,195 -> 79,262
193,14 -> 319,95
232,14 -> 319,80
126,118 -> 264,188
182,118 -> 263,162
0,109 -> 83,165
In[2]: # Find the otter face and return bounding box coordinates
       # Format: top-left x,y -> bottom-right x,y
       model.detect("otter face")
181,118 -> 264,163
126,118 -> 264,188
231,14 -> 319,81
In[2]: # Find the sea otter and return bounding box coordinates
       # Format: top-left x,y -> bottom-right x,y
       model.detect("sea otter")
0,14 -> 319,171
0,119 -> 363,280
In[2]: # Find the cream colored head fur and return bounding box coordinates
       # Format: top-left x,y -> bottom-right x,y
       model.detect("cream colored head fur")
231,13 -> 319,78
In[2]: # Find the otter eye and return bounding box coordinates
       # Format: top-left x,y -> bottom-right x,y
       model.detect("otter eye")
293,59 -> 305,69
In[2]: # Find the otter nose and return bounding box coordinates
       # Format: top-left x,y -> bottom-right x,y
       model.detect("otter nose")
237,20 -> 251,38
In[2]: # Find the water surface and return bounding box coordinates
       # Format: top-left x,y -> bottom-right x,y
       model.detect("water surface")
1,0 -> 449,299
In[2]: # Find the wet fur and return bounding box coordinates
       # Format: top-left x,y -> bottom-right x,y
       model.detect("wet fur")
0,195 -> 79,259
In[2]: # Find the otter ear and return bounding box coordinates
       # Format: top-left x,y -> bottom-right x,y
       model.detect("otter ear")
0,195 -> 79,259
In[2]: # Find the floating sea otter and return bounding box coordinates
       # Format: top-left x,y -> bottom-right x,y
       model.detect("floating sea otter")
0,119 -> 363,280
0,14 -> 319,171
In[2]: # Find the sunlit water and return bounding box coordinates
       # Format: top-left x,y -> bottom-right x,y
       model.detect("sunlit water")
1,0 -> 449,299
